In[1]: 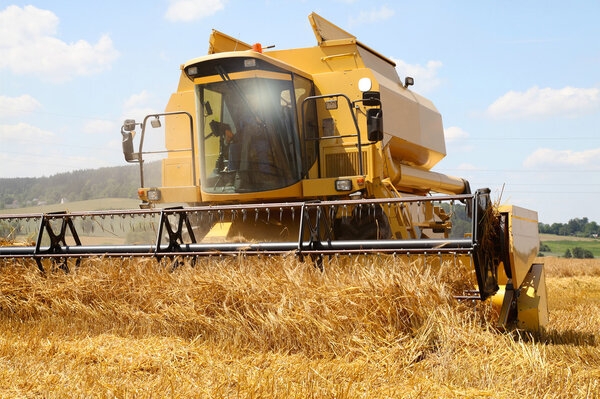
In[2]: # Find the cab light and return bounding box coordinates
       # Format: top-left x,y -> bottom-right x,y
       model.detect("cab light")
335,179 -> 352,191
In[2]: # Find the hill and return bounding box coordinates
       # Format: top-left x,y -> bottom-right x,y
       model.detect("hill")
0,162 -> 160,210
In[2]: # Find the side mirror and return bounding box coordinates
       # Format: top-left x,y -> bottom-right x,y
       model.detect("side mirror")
362,91 -> 380,107
367,108 -> 383,142
404,76 -> 414,88
121,130 -> 137,162
123,119 -> 136,132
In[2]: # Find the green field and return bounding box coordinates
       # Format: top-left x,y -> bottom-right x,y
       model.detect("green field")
540,234 -> 600,257
539,233 -> 598,242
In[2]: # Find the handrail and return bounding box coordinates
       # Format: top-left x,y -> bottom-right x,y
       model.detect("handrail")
137,111 -> 196,188
300,94 -> 363,179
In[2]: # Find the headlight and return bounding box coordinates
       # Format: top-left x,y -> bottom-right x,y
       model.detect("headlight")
187,66 -> 198,76
147,188 -> 161,201
335,179 -> 352,191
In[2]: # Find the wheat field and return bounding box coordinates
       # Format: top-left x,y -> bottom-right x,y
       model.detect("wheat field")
0,252 -> 598,398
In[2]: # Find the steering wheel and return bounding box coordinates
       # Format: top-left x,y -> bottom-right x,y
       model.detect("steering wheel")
205,120 -> 225,139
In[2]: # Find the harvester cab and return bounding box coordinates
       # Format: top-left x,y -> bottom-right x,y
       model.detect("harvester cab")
1,13 -> 548,334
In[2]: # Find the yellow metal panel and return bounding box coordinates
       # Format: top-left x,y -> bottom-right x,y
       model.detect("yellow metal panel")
162,158 -> 192,187
312,69 -> 369,147
205,222 -> 233,239
175,70 -> 195,92
517,263 -> 549,332
309,12 -> 355,43
355,42 -> 397,68
208,30 -> 251,54
375,70 -> 446,169
164,75 -> 199,186
499,205 -> 539,289
200,181 -> 303,203
267,46 -> 359,75
356,46 -> 398,82
302,177 -> 365,197
164,91 -> 196,152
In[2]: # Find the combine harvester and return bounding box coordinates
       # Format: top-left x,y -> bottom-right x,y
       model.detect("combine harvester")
0,14 -> 547,332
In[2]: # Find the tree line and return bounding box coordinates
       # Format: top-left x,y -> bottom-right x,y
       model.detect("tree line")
538,217 -> 599,238
0,162 -> 160,209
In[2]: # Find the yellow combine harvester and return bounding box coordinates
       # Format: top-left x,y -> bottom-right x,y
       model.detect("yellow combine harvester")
1,13 -> 547,333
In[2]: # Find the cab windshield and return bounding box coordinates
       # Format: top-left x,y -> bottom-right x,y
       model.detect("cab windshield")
197,73 -> 302,193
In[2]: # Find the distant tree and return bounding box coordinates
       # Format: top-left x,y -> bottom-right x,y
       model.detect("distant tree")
564,248 -> 572,258
585,250 -> 594,259
584,221 -> 599,237
571,247 -> 594,259
539,218 -> 600,238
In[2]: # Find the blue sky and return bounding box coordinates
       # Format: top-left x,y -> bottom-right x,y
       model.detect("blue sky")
1,1 -> 599,223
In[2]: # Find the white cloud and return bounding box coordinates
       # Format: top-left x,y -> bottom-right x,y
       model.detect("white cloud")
444,126 -> 473,152
523,148 -> 600,168
0,5 -> 119,82
0,123 -> 54,140
0,95 -> 42,119
107,139 -> 122,150
165,0 -> 226,22
444,126 -> 469,142
123,90 -> 153,110
487,86 -> 600,119
455,163 -> 478,171
122,90 -> 162,122
83,120 -> 117,135
392,59 -> 443,93
348,5 -> 394,27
